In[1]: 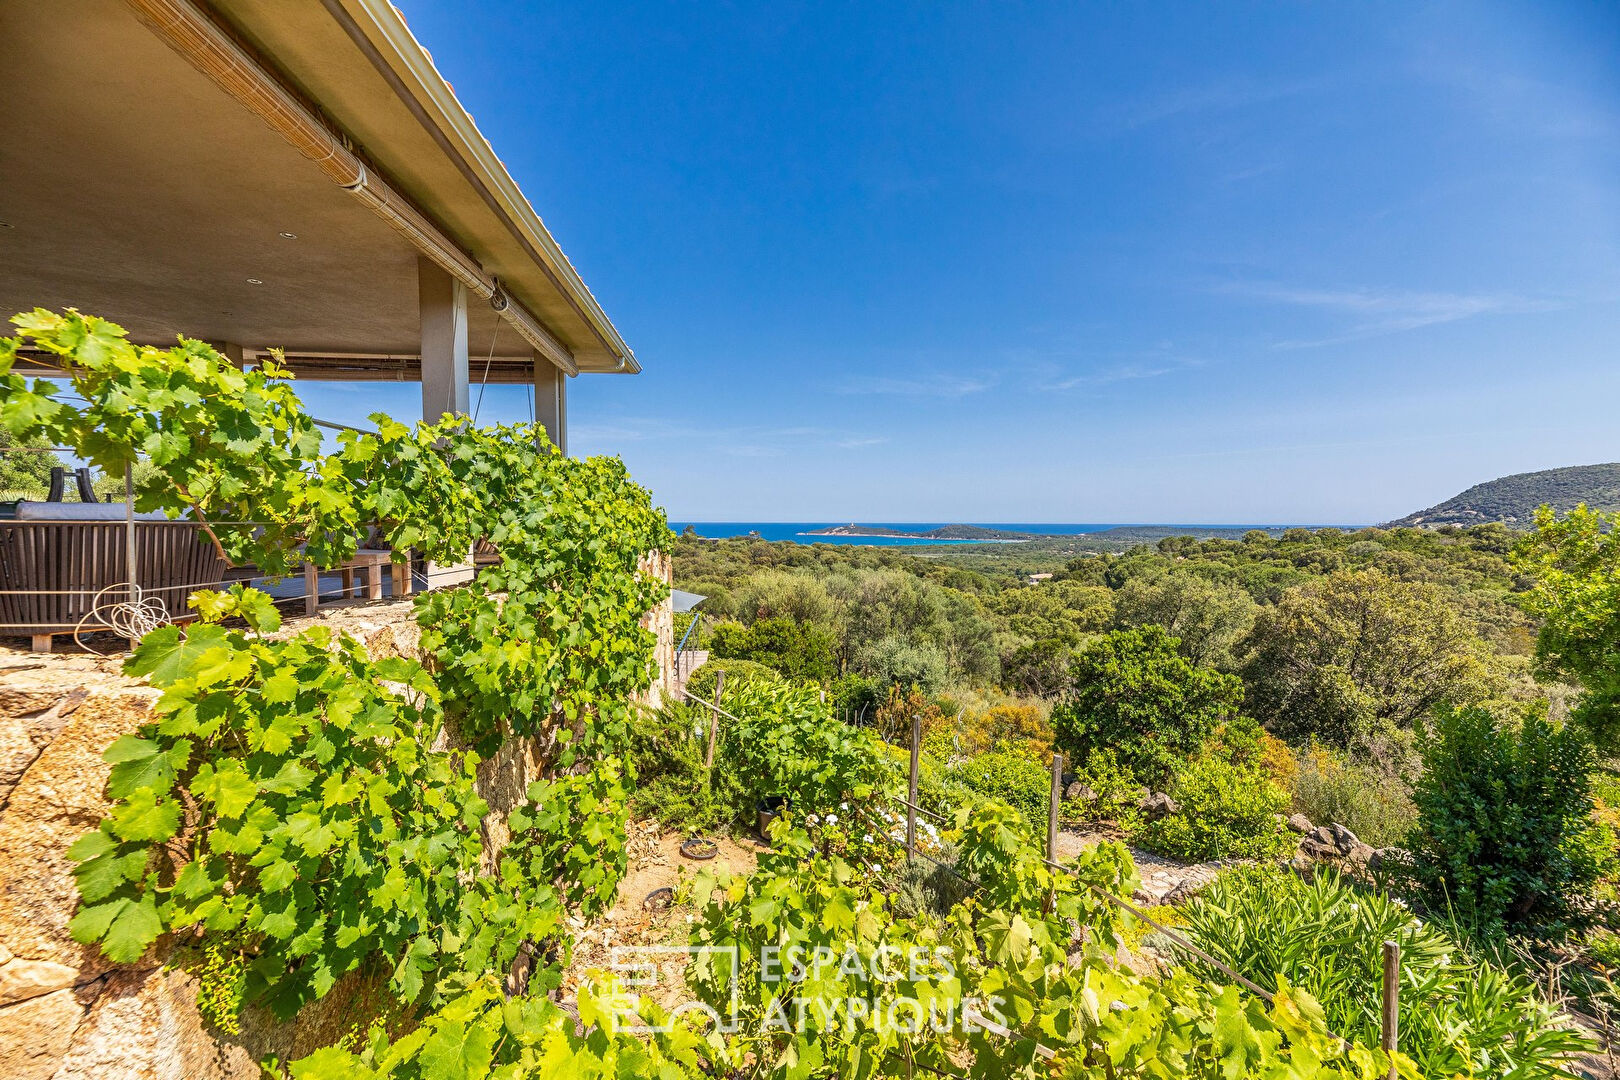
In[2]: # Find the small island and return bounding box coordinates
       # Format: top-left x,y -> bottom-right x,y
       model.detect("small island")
803,523 -> 1036,541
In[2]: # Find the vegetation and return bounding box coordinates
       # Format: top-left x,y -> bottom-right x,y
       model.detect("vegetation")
1052,625 -> 1245,789
1287,743 -> 1415,849
1243,569 -> 1499,748
5,307 -> 1608,1076
1397,704 -> 1611,933
1179,866 -> 1592,1079
1134,753 -> 1294,862
1514,504 -> 1620,751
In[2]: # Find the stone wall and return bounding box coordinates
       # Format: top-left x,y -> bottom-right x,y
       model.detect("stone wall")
0,565 -> 675,1079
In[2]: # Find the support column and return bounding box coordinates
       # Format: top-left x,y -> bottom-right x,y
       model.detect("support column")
419,255 -> 469,421
533,359 -> 568,455
419,256 -> 474,589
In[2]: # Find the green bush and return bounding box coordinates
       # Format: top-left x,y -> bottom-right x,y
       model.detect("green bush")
1289,742 -> 1415,848
1178,866 -> 1592,1079
708,616 -> 837,682
949,750 -> 1051,834
1134,753 -> 1292,862
1061,748 -> 1142,824
1051,625 -> 1244,789
625,701 -> 741,833
719,680 -> 892,816
685,658 -> 782,702
1399,704 -> 1610,932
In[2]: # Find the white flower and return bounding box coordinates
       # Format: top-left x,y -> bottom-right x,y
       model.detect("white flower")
841,802 -> 849,810
1391,897 -> 1409,909
863,834 -> 874,844
827,813 -> 839,826
806,813 -> 819,826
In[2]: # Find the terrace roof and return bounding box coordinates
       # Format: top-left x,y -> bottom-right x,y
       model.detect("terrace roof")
0,0 -> 636,382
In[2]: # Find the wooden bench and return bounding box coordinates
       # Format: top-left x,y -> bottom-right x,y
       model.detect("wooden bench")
301,549 -> 410,615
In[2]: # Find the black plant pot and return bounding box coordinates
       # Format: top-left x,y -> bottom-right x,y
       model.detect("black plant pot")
757,795 -> 787,840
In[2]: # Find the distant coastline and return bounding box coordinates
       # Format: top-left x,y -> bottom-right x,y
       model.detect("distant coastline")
803,523 -> 1034,541
669,522 -> 1364,548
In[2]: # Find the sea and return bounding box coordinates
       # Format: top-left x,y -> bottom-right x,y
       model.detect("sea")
668,522 -> 1299,547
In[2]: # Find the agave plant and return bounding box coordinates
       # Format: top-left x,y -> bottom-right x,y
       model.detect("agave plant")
1175,865 -> 1592,1080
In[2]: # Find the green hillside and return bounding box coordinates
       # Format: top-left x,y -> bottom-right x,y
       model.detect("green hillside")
1385,462 -> 1620,527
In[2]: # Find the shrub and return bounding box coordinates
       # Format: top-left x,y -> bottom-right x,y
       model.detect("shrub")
961,702 -> 1053,758
719,680 -> 892,816
1051,625 -> 1245,789
1061,748 -> 1141,824
685,658 -> 782,701
707,615 -> 837,682
1399,704 -> 1610,932
1134,754 -> 1292,862
1288,742 -> 1415,848
625,701 -> 741,833
949,750 -> 1052,834
1178,866 -> 1592,1079
857,635 -> 949,693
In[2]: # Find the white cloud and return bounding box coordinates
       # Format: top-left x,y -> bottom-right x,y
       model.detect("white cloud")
836,373 -> 994,397
1213,281 -> 1562,346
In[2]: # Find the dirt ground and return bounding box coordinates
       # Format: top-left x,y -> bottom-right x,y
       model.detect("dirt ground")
561,818 -> 761,1009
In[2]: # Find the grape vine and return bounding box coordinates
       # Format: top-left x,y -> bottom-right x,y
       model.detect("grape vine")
3,309 -> 1414,1079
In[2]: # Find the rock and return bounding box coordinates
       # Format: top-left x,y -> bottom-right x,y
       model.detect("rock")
1286,813 -> 1313,834
0,986 -> 87,1080
1347,842 -> 1375,867
1161,879 -> 1206,906
1287,854 -> 1315,879
1327,823 -> 1360,855
1298,826 -> 1341,860
1064,781 -> 1097,802
1138,792 -> 1178,819
0,957 -> 78,1006
48,967 -> 257,1080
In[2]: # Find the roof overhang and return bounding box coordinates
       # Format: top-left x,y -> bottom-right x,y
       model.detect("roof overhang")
0,0 -> 638,378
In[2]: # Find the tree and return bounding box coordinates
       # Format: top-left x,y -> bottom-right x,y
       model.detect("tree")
1112,570 -> 1258,668
1000,637 -> 1076,697
1399,704 -> 1608,931
0,426 -> 64,498
1051,625 -> 1245,789
707,616 -> 837,682
1241,569 -> 1497,747
1513,504 -> 1620,751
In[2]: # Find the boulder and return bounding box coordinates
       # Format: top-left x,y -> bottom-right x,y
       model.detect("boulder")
1138,792 -> 1178,819
1286,813 -> 1313,835
1326,823 -> 1360,855
1064,781 -> 1097,802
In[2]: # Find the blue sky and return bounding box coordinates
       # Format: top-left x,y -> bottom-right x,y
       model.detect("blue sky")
325,1 -> 1620,524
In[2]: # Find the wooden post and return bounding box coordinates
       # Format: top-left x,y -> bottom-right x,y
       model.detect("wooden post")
394,548 -> 413,597
1045,751 -> 1063,914
303,563 -> 319,616
906,715 -> 920,860
1381,940 -> 1400,1079
704,669 -> 725,769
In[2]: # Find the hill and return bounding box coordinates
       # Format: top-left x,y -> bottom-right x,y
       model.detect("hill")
1384,463 -> 1620,528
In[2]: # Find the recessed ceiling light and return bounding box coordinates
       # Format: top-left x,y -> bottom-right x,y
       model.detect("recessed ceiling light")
279,231 -> 297,239
246,278 -> 263,285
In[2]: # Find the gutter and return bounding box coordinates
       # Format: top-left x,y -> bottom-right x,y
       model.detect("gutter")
123,0 -> 581,377
323,0 -> 637,372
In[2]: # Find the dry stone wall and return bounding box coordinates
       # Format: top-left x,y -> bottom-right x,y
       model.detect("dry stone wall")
0,565 -> 674,1079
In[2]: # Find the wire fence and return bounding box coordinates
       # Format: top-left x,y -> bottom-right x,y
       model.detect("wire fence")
672,687 -> 1399,1065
